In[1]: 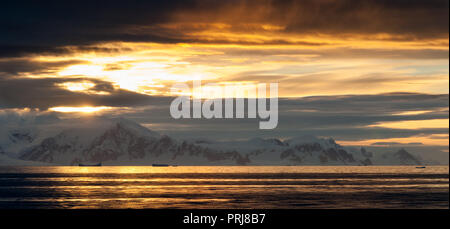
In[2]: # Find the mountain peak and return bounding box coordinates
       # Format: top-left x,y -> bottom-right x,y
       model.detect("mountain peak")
394,148 -> 422,165
378,148 -> 422,165
286,135 -> 337,148
111,117 -> 160,138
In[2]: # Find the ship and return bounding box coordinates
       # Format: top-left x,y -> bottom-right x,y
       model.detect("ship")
152,164 -> 170,167
79,162 -> 102,166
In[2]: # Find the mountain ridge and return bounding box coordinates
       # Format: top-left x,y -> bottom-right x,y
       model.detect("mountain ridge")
1,117 -> 423,166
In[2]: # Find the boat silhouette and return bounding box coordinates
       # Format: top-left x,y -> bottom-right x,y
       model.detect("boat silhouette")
152,164 -> 169,167
79,162 -> 102,166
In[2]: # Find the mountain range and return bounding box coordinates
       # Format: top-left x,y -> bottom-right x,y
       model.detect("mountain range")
0,117 -> 424,166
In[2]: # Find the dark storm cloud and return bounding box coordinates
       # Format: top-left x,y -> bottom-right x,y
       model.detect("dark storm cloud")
276,0 -> 449,37
1,0 -> 448,57
0,77 -> 171,109
0,59 -> 88,76
0,0 -> 191,57
220,48 -> 449,60
280,93 -> 449,115
0,45 -> 134,58
89,92 -> 448,141
0,46 -> 67,58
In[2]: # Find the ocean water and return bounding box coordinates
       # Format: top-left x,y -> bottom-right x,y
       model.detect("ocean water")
0,166 -> 448,209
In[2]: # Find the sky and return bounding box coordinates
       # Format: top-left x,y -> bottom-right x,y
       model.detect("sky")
0,0 -> 448,159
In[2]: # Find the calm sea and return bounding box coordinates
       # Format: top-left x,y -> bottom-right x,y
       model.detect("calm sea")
0,166 -> 448,209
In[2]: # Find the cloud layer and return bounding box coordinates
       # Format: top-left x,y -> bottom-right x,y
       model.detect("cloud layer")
1,0 -> 448,56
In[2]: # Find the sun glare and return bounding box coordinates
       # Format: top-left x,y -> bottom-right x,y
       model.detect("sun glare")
58,65 -> 105,77
49,106 -> 113,113
58,81 -> 96,92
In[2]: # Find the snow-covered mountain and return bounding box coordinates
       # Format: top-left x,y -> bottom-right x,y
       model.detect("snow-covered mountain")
0,117 -> 423,166
375,148 -> 423,165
